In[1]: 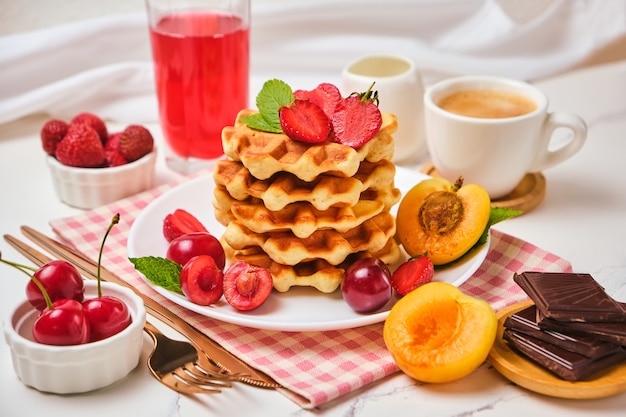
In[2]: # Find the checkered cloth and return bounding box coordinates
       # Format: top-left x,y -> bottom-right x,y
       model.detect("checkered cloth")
49,170 -> 571,409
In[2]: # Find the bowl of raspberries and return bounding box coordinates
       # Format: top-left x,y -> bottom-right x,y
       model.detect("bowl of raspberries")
41,112 -> 157,209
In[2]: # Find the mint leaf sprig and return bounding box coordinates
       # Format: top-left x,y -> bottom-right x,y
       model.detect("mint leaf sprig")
475,206 -> 523,246
241,79 -> 294,133
129,256 -> 183,294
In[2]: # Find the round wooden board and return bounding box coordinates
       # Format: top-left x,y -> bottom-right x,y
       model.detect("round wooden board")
420,163 -> 546,213
488,301 -> 626,399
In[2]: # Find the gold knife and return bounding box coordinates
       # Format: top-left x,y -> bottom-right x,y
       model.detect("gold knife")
7,226 -> 282,390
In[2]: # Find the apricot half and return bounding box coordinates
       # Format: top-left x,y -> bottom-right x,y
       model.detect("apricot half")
396,177 -> 490,265
383,282 -> 497,383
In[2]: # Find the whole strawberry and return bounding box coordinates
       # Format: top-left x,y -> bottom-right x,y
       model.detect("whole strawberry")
103,132 -> 127,166
332,82 -> 382,148
390,255 -> 434,296
279,99 -> 331,144
119,125 -> 154,162
40,119 -> 69,156
104,132 -> 122,152
55,124 -> 106,168
71,112 -> 108,144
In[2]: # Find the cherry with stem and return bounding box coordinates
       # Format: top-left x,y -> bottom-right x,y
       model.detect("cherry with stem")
0,252 -> 90,346
82,213 -> 132,342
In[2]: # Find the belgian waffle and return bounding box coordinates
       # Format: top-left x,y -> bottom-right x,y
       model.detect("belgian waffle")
223,238 -> 402,293
222,212 -> 396,266
212,185 -> 401,237
222,109 -> 397,181
213,158 -> 398,211
214,108 -> 401,293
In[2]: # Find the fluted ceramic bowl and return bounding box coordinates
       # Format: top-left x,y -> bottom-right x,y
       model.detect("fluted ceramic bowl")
46,149 -> 157,210
2,281 -> 146,394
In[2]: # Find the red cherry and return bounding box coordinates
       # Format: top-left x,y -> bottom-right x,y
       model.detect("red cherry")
166,232 -> 225,270
82,295 -> 132,342
33,299 -> 91,346
341,258 -> 392,313
180,255 -> 224,306
26,260 -> 84,310
223,261 -> 273,311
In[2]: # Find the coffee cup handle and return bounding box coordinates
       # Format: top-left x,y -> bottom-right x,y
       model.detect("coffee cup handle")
529,112 -> 587,172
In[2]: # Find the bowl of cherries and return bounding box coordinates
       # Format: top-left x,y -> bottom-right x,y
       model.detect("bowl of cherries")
1,215 -> 146,394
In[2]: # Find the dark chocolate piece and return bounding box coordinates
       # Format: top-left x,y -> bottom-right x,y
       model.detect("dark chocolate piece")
503,329 -> 626,382
540,316 -> 626,347
513,272 -> 626,322
504,305 -> 621,357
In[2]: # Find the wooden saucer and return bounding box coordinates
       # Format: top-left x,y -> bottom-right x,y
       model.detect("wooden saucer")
420,163 -> 546,214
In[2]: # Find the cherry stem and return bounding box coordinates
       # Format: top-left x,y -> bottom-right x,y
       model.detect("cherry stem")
0,253 -> 53,309
96,213 -> 120,298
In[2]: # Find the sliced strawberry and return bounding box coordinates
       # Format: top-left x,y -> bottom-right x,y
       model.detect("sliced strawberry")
294,83 -> 342,119
332,83 -> 382,148
163,209 -> 208,242
391,255 -> 434,296
279,99 -> 331,144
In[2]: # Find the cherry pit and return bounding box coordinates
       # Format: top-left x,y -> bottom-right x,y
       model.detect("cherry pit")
0,214 -> 131,346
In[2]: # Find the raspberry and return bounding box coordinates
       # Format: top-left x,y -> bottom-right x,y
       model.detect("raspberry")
71,112 -> 108,144
118,125 -> 154,162
55,124 -> 106,168
40,119 -> 69,156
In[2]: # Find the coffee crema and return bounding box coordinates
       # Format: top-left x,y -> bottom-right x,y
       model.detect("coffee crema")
438,89 -> 537,119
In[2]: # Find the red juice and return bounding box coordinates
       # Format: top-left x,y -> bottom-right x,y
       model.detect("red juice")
150,12 -> 249,159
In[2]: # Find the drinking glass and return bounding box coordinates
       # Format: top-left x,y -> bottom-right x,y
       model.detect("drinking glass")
146,0 -> 250,174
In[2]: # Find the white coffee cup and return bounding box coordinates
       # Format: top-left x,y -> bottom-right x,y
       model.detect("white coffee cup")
342,55 -> 426,167
424,76 -> 587,199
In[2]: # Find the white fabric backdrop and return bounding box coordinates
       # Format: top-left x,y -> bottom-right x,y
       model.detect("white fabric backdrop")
0,0 -> 624,125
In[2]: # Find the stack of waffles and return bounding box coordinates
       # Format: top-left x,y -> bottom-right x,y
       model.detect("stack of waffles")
212,109 -> 403,293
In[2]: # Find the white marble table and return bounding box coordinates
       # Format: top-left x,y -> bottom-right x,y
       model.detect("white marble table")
2,2 -> 626,415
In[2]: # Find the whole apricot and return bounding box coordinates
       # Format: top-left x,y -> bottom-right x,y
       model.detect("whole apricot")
383,281 -> 497,383
396,177 -> 490,265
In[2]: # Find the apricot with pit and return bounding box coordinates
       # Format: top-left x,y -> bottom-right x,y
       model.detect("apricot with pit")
396,176 -> 490,265
383,281 -> 497,383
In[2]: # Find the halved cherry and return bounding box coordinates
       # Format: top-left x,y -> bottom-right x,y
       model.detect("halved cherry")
180,255 -> 224,306
223,261 -> 273,311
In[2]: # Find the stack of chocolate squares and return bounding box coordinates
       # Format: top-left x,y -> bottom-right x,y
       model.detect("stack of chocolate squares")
504,272 -> 626,382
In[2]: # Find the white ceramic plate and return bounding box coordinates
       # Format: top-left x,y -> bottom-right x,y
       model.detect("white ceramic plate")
127,166 -> 489,331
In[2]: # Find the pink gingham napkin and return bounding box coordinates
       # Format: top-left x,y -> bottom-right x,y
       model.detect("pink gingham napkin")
49,170 -> 571,409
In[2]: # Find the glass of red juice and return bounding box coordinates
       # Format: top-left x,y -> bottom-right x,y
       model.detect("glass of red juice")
146,0 -> 250,174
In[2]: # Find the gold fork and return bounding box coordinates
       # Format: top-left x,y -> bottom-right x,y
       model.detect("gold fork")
143,321 -> 234,394
3,234 -> 241,394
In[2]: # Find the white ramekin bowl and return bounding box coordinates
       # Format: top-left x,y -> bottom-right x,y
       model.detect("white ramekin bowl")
2,281 -> 146,394
46,149 -> 157,210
